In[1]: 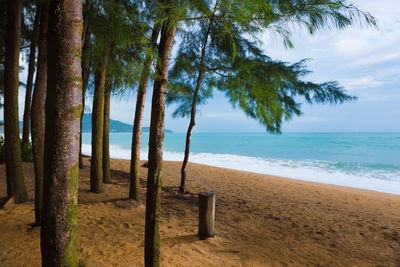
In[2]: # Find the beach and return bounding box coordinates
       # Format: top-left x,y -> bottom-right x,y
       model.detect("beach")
1,157 -> 400,266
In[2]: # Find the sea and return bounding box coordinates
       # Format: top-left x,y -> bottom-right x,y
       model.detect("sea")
82,132 -> 400,195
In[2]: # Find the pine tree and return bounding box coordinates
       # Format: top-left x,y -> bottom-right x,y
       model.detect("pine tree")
144,0 -> 185,263
22,5 -> 40,145
102,73 -> 112,183
4,0 -> 28,203
0,0 -> 5,111
79,0 -> 93,169
167,0 -> 376,193
90,45 -> 109,193
31,0 -> 48,226
40,0 -> 82,265
90,0 -> 144,192
129,23 -> 160,200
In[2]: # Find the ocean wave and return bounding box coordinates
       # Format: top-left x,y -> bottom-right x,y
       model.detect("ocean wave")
81,144 -> 400,195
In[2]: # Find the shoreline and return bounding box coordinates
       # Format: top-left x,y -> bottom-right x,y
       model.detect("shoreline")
83,151 -> 400,196
1,158 -> 400,266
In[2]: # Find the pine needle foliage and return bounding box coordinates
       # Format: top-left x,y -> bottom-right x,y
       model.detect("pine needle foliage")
167,0 -> 373,133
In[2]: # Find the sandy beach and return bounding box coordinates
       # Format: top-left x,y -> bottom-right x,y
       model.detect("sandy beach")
1,157 -> 400,266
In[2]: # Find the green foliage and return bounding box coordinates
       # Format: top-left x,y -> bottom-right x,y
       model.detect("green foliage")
86,0 -> 154,99
217,57 -> 355,133
20,1 -> 39,60
0,136 -> 33,163
166,0 -> 369,132
90,0 -> 146,70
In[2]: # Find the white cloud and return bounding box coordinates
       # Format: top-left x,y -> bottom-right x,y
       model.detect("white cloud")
341,76 -> 384,91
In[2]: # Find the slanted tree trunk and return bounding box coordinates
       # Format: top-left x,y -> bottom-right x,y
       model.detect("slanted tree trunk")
180,72 -> 203,193
4,0 -> 28,203
90,50 -> 109,193
145,21 -> 176,267
102,74 -> 112,183
179,21 -> 211,193
40,0 -> 82,265
129,25 -> 160,200
31,2 -> 48,226
22,7 -> 40,144
79,0 -> 92,169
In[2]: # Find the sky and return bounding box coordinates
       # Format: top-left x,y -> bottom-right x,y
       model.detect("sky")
8,0 -> 400,133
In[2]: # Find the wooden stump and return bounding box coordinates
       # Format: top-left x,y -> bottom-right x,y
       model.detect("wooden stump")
198,192 -> 215,240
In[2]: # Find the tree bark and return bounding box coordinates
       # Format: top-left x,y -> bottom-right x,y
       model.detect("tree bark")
129,25 -> 160,200
40,0 -> 82,266
4,0 -> 28,203
102,74 -> 112,183
22,6 -> 40,144
31,2 -> 48,226
79,0 -> 92,169
180,72 -> 203,193
90,50 -> 109,193
180,21 -> 211,193
145,21 -> 176,267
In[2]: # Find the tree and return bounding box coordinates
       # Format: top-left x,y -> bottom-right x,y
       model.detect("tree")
22,5 -> 40,144
40,0 -> 82,265
129,24 -> 160,200
167,0 -> 376,193
31,0 -> 48,226
79,0 -> 93,169
0,0 -> 7,118
90,46 -> 109,193
4,0 -> 28,203
145,5 -> 177,265
89,0 -> 116,192
102,73 -> 112,183
90,0 -> 144,192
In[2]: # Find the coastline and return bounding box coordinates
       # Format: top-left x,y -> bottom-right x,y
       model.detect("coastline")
82,139 -> 400,196
1,158 -> 400,266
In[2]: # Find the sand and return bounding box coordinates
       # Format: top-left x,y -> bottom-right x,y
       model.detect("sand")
1,157 -> 400,266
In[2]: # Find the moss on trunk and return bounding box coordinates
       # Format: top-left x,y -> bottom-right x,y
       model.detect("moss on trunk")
90,50 -> 109,193
102,74 -> 112,183
145,19 -> 176,267
40,0 -> 82,265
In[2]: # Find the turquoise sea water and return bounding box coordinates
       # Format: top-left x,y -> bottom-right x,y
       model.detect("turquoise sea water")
82,132 -> 400,194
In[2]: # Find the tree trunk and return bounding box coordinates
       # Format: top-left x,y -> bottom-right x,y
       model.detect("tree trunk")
22,6 -> 40,144
180,72 -> 203,193
90,50 -> 109,193
102,74 -> 112,183
4,0 -> 28,203
180,21 -> 211,193
145,21 -> 176,267
79,0 -> 92,169
31,2 -> 48,226
129,25 -> 160,200
40,0 -> 82,265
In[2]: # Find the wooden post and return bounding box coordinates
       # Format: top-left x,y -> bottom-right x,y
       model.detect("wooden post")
198,192 -> 215,240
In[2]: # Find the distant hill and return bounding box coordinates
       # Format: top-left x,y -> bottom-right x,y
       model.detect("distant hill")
82,113 -> 173,133
0,114 -> 173,133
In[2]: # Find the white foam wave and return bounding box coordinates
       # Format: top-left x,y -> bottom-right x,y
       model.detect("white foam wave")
81,144 -> 400,195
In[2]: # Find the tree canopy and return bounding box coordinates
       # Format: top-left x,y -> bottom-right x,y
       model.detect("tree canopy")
167,0 -> 374,133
